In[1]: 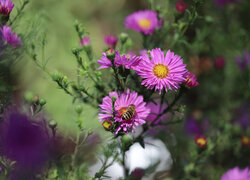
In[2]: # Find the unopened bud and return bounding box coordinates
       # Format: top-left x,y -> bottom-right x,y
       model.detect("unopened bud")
75,105 -> 83,114
49,120 -> 57,129
119,33 -> 128,43
52,72 -> 63,81
39,98 -> 46,106
105,48 -> 115,61
24,91 -> 34,102
102,120 -> 112,131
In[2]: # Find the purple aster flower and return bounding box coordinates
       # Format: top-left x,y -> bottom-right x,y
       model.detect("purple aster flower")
220,167 -> 250,180
235,50 -> 250,71
0,0 -> 14,15
0,108 -> 50,177
115,51 -> 142,70
125,10 -> 161,35
137,48 -> 187,94
97,49 -> 115,70
98,50 -> 141,70
98,89 -> 150,134
104,35 -> 118,48
184,72 -> 199,88
0,25 -> 22,48
79,36 -> 90,46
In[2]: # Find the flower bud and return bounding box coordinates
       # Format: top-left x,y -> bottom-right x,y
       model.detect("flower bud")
119,33 -> 128,44
49,120 -> 57,129
102,119 -> 112,131
52,72 -> 63,81
38,98 -> 46,106
24,91 -> 34,102
105,48 -> 115,61
241,136 -> 250,146
75,105 -> 83,114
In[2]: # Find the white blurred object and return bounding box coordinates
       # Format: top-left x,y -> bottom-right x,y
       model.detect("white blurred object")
88,138 -> 172,180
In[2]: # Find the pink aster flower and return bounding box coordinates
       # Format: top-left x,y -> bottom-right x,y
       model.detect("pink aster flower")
0,0 -> 14,15
125,10 -> 161,35
98,89 -> 150,134
104,35 -> 118,48
97,48 -> 115,70
79,36 -> 90,46
0,25 -> 22,48
184,72 -> 199,88
139,49 -> 148,56
137,48 -> 187,94
220,167 -> 250,180
176,1 -> 187,13
115,51 -> 142,70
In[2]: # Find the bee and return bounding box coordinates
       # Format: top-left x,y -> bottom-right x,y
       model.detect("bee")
122,104 -> 136,120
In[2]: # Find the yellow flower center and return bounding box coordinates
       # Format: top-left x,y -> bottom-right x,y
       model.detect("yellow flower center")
153,64 -> 169,79
197,138 -> 206,146
138,19 -> 151,30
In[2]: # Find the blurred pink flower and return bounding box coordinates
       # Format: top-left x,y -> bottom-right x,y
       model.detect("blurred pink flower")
0,25 -> 22,48
220,167 -> 250,180
125,10 -> 161,35
214,56 -> 226,69
175,1 -> 187,13
104,35 -> 118,48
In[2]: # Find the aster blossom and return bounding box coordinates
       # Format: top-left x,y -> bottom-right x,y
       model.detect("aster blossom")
98,89 -> 150,134
125,10 -> 161,35
0,0 -> 14,15
175,1 -> 187,13
137,48 -> 187,94
220,167 -> 250,180
115,51 -> 142,70
104,35 -> 118,48
97,50 -> 142,70
184,72 -> 199,88
0,25 -> 22,48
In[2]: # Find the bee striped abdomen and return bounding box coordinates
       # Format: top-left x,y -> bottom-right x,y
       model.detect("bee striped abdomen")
122,104 -> 136,120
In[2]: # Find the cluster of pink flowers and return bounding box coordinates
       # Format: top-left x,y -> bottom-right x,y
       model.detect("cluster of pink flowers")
96,9 -> 199,135
0,0 -> 22,48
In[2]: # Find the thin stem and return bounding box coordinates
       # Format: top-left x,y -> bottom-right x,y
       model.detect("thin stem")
8,0 -> 29,26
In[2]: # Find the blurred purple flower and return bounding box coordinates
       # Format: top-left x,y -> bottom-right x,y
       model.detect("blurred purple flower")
234,103 -> 250,130
0,108 -> 50,178
79,36 -> 90,46
104,35 -> 118,48
184,116 -> 209,136
0,0 -> 14,15
235,50 -> 250,71
146,100 -> 168,125
214,0 -> 242,8
220,167 -> 250,180
125,10 -> 161,35
0,25 -> 22,48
